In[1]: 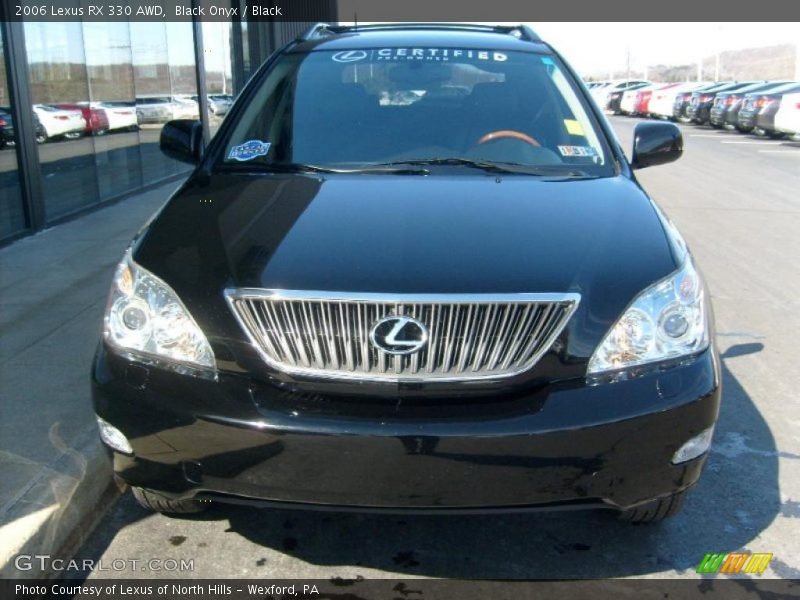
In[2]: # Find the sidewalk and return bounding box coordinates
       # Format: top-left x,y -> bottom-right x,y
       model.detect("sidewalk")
0,180 -> 184,578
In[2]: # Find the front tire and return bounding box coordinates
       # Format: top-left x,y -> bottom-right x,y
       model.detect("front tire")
131,486 -> 206,515
618,490 -> 687,524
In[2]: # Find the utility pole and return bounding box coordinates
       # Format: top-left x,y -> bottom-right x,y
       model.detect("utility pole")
191,0 -> 210,145
796,42 -> 800,80
626,46 -> 631,81
221,24 -> 227,95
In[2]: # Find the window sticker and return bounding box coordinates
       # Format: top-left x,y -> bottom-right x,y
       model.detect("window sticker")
564,119 -> 585,136
376,48 -> 508,62
332,50 -> 368,63
331,48 -> 509,63
227,140 -> 271,161
558,145 -> 597,158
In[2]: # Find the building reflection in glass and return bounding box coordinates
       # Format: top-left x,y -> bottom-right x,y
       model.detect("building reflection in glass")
21,18 -> 198,223
0,26 -> 27,238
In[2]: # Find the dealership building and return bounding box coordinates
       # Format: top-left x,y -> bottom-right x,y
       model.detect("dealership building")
0,2 -> 337,243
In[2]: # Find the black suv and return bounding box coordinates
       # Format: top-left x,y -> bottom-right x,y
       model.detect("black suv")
93,23 -> 720,523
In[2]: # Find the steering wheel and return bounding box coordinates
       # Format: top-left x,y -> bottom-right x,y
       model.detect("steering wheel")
476,129 -> 541,148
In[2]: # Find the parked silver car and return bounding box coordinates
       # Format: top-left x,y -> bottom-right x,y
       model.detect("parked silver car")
135,96 -> 176,124
194,94 -> 234,116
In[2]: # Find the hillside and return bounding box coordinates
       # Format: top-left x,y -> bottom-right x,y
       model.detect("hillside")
588,44 -> 797,82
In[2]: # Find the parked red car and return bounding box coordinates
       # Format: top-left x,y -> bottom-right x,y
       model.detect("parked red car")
53,103 -> 109,136
636,83 -> 679,116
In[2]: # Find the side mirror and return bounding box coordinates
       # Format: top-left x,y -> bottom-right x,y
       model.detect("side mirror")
159,119 -> 203,164
631,121 -> 683,169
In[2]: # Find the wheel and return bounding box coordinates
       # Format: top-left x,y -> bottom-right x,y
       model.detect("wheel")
131,486 -> 206,514
35,130 -> 48,144
618,490 -> 687,524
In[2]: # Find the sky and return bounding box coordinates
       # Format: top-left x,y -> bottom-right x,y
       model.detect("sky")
496,23 -> 800,77
22,21 -> 229,72
20,20 -> 799,77
349,22 -> 799,77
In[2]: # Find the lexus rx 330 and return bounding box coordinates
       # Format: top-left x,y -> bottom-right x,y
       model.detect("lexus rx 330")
92,23 -> 720,523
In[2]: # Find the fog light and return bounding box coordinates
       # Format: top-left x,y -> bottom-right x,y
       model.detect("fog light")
672,426 -> 714,464
96,416 -> 133,455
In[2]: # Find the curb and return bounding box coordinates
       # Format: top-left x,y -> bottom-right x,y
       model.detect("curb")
0,426 -> 120,579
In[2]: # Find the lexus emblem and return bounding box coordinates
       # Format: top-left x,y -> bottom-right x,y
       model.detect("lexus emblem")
369,316 -> 428,355
332,50 -> 368,63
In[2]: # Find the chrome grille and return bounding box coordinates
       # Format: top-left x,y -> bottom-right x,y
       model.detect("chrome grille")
225,289 -> 580,382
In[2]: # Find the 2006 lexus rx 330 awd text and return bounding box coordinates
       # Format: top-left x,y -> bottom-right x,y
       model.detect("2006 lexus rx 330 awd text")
92,23 -> 720,523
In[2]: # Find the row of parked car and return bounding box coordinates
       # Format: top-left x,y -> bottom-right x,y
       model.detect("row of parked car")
0,94 -> 234,148
587,79 -> 800,138
135,94 -> 233,124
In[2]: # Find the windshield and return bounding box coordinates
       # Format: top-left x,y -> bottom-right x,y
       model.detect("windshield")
220,49 -> 613,176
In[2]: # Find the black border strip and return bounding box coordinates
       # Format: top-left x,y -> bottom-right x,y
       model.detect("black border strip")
4,0 -> 800,22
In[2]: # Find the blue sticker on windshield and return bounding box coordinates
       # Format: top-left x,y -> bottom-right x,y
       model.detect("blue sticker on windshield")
227,140 -> 271,161
541,57 -> 555,66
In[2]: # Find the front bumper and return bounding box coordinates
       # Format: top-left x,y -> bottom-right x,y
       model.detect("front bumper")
724,108 -> 741,127
688,104 -> 711,123
709,108 -> 727,126
673,101 -> 693,119
606,96 -> 623,112
738,111 -> 757,129
756,113 -> 776,133
92,343 -> 721,512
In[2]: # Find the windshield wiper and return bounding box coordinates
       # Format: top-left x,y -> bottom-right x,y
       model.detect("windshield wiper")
224,162 -> 429,175
372,157 -> 592,177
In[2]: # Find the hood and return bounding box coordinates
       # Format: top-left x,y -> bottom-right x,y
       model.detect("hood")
135,173 -> 678,366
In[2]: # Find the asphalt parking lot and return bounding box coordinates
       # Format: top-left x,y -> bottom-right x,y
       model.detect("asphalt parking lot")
72,116 -> 800,580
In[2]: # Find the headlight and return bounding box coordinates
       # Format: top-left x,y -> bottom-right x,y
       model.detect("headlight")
587,257 -> 709,378
104,250 -> 215,370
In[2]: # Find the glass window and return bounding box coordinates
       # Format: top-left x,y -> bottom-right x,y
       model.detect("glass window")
22,17 -> 201,224
202,21 -> 234,137
130,22 -> 196,182
24,20 -> 100,221
222,50 -> 612,175
0,26 -> 27,239
82,21 -> 142,200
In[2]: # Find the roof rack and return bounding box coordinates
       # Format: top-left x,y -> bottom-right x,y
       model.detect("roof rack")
297,22 -> 541,43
